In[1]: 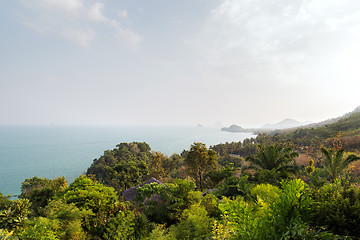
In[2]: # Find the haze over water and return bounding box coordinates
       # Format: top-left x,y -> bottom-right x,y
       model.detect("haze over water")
0,125 -> 254,196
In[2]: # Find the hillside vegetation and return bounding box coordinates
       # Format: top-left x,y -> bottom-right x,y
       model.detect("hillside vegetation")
279,111 -> 360,151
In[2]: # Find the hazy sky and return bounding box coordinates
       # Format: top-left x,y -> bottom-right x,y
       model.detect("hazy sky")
1,0 -> 359,127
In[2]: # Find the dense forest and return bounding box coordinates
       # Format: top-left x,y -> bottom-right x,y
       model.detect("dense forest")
1,111 -> 360,239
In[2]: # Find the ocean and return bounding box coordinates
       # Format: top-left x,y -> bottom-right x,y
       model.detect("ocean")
0,125 -> 254,196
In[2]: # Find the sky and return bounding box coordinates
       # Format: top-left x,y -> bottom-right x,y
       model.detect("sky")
1,0 -> 359,128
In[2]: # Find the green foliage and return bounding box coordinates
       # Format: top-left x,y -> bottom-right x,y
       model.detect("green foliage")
110,160 -> 149,191
0,229 -> 18,240
103,209 -> 136,240
45,199 -> 89,240
268,179 -> 312,239
136,179 -> 201,225
185,142 -> 218,190
216,175 -> 253,199
162,154 -> 184,179
251,183 -> 281,207
170,203 -> 213,240
144,224 -> 176,240
132,213 -> 152,240
211,220 -> 232,240
104,210 -> 153,240
311,179 -> 360,237
17,217 -> 58,240
217,155 -> 243,168
55,175 -> 118,238
246,144 -> 299,174
87,142 -> 151,191
320,148 -> 360,181
219,196 -> 263,239
206,164 -> 234,189
0,199 -> 30,231
58,175 -> 117,214
148,152 -> 166,180
220,179 -> 315,240
211,134 -> 277,159
305,159 -> 315,175
200,194 -> 221,219
306,167 -> 328,188
210,141 -> 242,156
0,192 -> 10,209
252,169 -> 288,185
19,176 -> 68,216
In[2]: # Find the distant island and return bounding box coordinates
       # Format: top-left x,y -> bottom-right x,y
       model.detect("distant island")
221,124 -> 250,132
221,119 -> 312,134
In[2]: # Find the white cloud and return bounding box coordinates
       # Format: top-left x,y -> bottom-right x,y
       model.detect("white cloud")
62,28 -> 95,47
17,1 -> 141,48
21,21 -> 44,33
86,3 -> 141,48
117,10 -> 128,18
34,0 -> 83,12
189,0 -> 360,81
115,27 -> 142,49
88,3 -> 109,23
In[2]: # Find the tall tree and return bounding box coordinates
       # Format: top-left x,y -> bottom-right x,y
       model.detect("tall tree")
55,175 -> 119,238
184,142 -> 218,190
246,144 -> 299,174
19,176 -> 68,216
148,152 -> 166,180
320,147 -> 360,181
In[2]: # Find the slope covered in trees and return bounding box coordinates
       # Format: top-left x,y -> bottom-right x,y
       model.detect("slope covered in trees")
212,111 -> 360,158
86,142 -> 152,192
282,111 -> 360,151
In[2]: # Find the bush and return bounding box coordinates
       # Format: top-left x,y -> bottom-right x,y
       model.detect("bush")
136,179 -> 202,225
0,199 -> 30,231
17,217 -> 58,240
216,175 -> 252,199
219,179 -> 324,239
311,179 -> 360,237
170,204 -> 213,240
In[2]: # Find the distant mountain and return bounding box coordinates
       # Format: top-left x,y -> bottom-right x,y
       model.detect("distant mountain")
221,124 -> 249,133
305,106 -> 360,128
221,106 -> 360,134
262,119 -> 312,130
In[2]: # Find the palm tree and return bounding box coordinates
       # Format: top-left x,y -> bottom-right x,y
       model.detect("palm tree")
320,148 -> 360,181
246,144 -> 299,174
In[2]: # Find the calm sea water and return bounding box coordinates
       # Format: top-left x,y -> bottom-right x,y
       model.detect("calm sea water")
0,126 -> 254,196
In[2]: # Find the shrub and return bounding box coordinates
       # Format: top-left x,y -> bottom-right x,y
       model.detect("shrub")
170,204 -> 213,240
311,179 -> 360,237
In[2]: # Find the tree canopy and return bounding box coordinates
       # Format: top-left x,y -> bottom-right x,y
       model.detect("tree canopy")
246,144 -> 299,173
184,142 -> 218,190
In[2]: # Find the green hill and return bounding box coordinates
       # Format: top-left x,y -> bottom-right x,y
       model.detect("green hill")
279,112 -> 360,151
